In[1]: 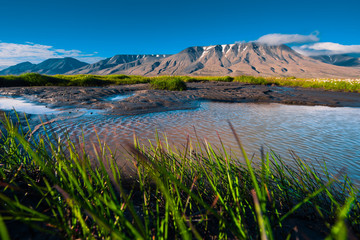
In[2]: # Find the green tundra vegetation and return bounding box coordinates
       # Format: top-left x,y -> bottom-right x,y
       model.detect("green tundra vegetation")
0,73 -> 359,92
0,115 -> 359,239
150,77 -> 187,91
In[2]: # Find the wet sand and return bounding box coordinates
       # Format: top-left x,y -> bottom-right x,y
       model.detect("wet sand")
0,82 -> 359,116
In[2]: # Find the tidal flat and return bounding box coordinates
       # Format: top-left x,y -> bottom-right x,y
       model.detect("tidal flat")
1,81 -> 360,116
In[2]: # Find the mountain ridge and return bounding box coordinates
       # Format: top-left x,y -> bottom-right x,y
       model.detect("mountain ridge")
66,43 -> 360,78
311,54 -> 360,68
0,57 -> 89,75
2,44 -> 360,78
67,54 -> 171,75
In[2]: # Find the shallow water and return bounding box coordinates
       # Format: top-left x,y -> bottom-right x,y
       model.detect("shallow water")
0,93 -> 133,115
34,101 -> 360,181
106,93 -> 133,101
0,96 -> 60,114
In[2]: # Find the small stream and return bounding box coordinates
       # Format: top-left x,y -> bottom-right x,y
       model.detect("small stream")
0,96 -> 60,114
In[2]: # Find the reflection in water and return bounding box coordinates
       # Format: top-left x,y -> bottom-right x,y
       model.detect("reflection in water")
0,96 -> 60,114
32,102 -> 360,181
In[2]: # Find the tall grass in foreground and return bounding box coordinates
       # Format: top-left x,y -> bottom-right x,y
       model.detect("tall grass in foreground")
0,115 -> 359,239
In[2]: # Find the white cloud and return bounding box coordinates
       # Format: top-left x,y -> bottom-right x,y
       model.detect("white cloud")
0,59 -> 19,70
254,33 -> 360,56
0,41 -> 104,69
293,42 -> 360,56
255,33 -> 319,45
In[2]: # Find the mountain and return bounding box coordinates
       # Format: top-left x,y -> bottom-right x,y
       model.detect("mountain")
3,44 -> 360,78
0,62 -> 36,75
311,54 -> 360,68
67,54 -> 171,75
31,57 -> 89,75
0,57 -> 89,75
67,43 -> 360,78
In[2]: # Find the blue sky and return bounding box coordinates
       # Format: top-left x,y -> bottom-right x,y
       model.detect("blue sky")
0,0 -> 360,68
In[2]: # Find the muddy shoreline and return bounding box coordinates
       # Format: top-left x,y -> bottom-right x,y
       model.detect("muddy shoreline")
0,82 -> 359,116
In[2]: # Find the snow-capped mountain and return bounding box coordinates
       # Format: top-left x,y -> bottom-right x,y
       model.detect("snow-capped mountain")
68,43 -> 360,78
2,43 -> 360,78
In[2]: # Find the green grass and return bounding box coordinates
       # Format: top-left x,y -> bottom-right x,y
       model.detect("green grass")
0,73 -> 68,87
0,73 -> 151,87
183,76 -> 234,82
0,114 -> 359,239
54,74 -> 152,86
234,75 -> 268,85
150,76 -> 187,91
233,75 -> 360,92
1,73 -> 359,92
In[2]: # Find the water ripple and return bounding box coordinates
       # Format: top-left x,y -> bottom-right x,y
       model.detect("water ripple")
32,102 -> 360,181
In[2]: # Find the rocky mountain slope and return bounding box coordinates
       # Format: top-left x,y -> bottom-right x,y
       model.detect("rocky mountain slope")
0,62 -> 36,75
311,54 -> 360,68
67,43 -> 360,78
0,57 -> 88,75
67,54 -> 171,75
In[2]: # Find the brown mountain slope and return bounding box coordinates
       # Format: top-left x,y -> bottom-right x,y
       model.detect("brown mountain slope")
67,54 -> 170,75
136,43 -> 360,78
67,43 -> 360,78
311,54 -> 360,68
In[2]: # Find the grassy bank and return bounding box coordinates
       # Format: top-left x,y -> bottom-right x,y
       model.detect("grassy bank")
1,73 -> 360,92
233,75 -> 360,92
0,73 -> 150,87
150,77 -> 187,91
0,116 -> 359,239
